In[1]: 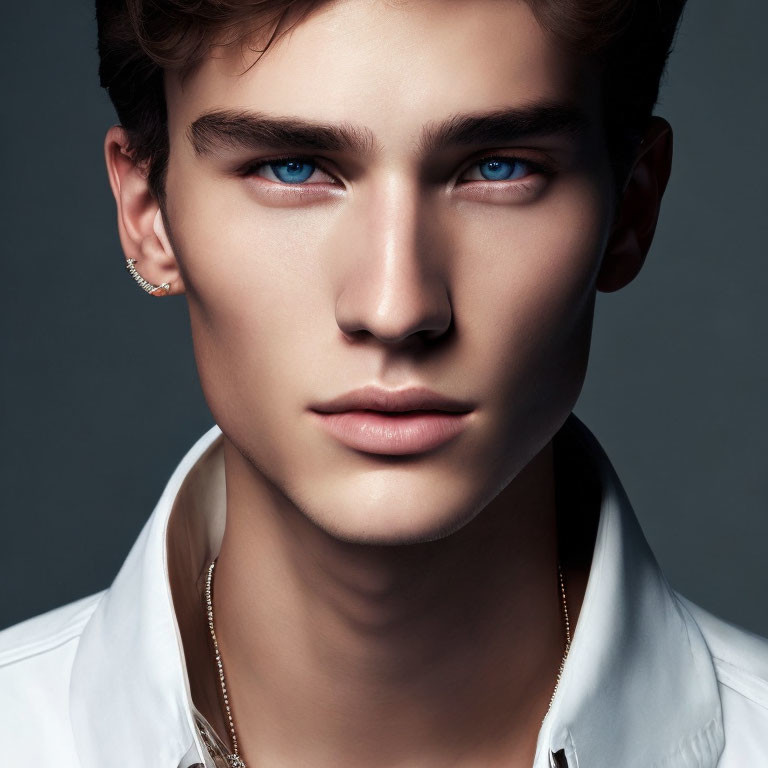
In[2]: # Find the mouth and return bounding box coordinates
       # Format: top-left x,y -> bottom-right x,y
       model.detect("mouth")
308,385 -> 475,455
309,384 -> 475,414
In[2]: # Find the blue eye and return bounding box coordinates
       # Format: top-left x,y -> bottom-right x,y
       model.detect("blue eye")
244,154 -> 546,188
475,158 -> 529,181
267,159 -> 316,183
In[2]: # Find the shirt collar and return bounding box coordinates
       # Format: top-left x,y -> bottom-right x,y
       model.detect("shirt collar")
535,415 -> 724,767
69,425 -> 225,768
69,415 -> 724,768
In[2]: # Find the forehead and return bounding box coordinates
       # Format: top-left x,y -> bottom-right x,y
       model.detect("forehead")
165,0 -> 599,151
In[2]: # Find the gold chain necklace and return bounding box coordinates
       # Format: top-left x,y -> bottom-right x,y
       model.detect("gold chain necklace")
202,559 -> 246,768
201,557 -> 571,767
544,562 -> 572,723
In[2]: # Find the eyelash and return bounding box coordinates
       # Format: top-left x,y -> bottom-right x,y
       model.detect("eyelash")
239,153 -> 553,186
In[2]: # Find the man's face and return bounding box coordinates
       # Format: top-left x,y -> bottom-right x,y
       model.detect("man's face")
163,0 -> 616,543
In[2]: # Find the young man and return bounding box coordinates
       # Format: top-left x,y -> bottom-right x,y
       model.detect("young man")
1,0 -> 766,766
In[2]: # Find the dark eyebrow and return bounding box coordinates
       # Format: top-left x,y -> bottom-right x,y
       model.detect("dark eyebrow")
416,103 -> 590,155
187,102 -> 589,158
188,109 -> 377,156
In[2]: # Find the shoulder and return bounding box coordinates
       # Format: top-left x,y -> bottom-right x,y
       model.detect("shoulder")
674,592 -> 768,762
675,592 -> 768,700
0,591 -> 105,765
0,591 -> 104,667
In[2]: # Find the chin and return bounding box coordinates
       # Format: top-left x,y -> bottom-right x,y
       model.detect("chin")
301,475 -> 480,546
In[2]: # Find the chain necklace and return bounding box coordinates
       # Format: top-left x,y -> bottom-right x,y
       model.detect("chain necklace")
203,559 -> 247,768
201,557 -> 571,767
544,562 -> 572,724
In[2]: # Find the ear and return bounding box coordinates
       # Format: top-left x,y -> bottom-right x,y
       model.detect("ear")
104,125 -> 185,296
596,116 -> 673,293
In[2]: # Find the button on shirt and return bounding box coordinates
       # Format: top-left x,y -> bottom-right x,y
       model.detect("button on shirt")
1,413 -> 767,766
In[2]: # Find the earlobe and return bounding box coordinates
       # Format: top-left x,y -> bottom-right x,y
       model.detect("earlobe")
596,116 -> 673,294
596,228 -> 643,294
104,125 -> 185,296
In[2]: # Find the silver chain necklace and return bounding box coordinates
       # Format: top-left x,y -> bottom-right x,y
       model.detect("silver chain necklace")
201,557 -> 571,767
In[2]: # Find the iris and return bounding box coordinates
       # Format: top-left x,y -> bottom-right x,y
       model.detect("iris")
477,158 -> 526,181
269,159 -> 316,183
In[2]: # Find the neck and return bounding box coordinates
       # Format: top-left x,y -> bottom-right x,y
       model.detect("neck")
180,435 -> 591,768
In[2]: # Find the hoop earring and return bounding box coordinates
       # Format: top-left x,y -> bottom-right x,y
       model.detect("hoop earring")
125,258 -> 171,296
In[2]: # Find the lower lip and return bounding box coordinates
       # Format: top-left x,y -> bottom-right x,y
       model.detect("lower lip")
310,409 -> 472,455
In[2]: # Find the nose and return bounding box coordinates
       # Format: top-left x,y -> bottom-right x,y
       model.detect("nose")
333,177 -> 452,346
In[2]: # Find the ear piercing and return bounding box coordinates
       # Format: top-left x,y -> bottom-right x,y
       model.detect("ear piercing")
125,258 -> 171,296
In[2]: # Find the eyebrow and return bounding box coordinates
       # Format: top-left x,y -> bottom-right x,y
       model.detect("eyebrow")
417,103 -> 589,154
187,103 -> 589,158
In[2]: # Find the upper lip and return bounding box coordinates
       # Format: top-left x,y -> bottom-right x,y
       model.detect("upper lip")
309,385 -> 475,414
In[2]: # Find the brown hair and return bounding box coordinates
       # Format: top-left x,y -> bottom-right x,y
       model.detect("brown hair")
96,0 -> 687,203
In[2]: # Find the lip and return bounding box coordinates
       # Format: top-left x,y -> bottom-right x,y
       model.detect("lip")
308,385 -> 475,455
309,385 -> 475,414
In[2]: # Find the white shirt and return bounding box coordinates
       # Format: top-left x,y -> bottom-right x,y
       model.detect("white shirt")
1,413 -> 767,767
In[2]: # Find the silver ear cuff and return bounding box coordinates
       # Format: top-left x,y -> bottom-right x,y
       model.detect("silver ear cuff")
125,258 -> 171,295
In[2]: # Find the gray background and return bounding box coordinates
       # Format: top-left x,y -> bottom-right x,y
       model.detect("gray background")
1,1 -> 766,634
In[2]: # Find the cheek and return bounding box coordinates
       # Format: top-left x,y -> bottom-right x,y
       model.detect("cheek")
165,169 -> 336,426
171,170 -> 328,315
449,175 -> 610,399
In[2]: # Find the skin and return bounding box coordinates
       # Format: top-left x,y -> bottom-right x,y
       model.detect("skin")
105,0 -> 672,765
